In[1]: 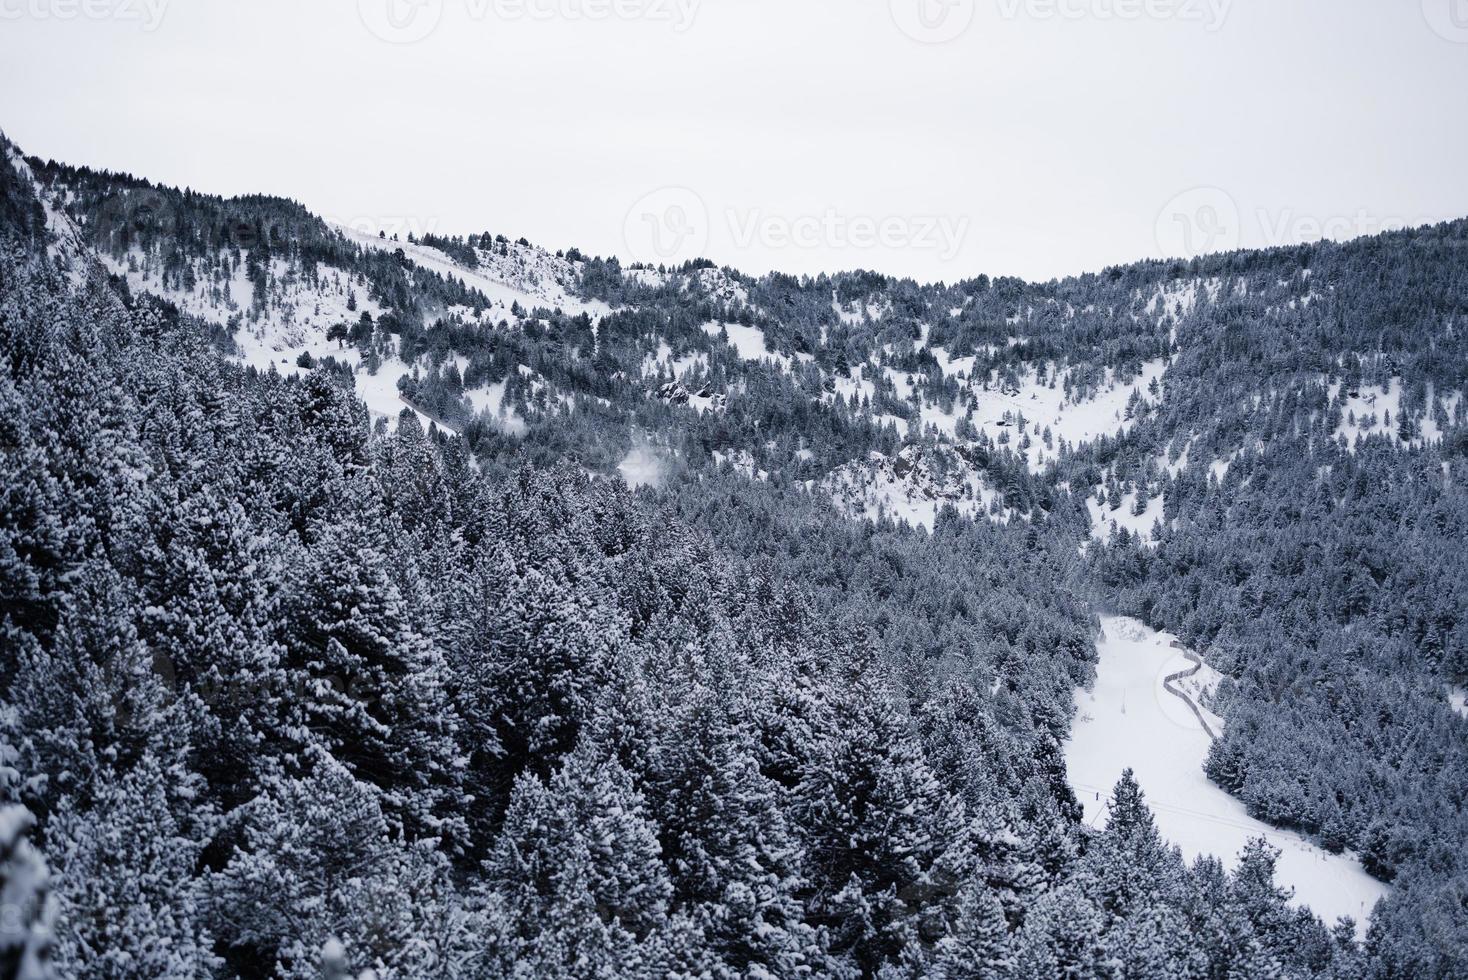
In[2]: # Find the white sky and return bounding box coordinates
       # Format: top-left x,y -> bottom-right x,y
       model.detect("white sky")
2,0 -> 1466,284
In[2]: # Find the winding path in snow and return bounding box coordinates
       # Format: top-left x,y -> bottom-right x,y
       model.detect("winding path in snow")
1161,645 -> 1219,740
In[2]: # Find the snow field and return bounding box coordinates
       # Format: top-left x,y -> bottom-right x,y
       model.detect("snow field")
1066,616 -> 1390,936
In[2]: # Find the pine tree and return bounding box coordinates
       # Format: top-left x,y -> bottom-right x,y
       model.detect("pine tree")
1078,769 -> 1182,927
795,644 -> 971,975
211,749 -> 461,979
0,371 -> 73,647
480,760 -> 653,978
45,749 -> 216,978
1105,903 -> 1203,980
1009,884 -> 1104,980
119,484 -> 289,808
281,481 -> 465,845
1227,935 -> 1284,980
485,741 -> 670,943
932,884 -> 1014,980
471,544 -> 617,817
1,562 -> 197,817
650,687 -> 825,978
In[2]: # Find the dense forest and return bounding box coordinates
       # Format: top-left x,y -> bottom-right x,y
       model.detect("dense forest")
2,134 -> 1467,978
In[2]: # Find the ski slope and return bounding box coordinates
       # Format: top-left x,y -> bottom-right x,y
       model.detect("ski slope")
1066,616 -> 1390,936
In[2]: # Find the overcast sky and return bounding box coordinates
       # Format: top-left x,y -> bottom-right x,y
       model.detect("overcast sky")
2,0 -> 1466,283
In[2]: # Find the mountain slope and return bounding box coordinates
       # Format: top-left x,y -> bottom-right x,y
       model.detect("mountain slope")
4,133 -> 1468,977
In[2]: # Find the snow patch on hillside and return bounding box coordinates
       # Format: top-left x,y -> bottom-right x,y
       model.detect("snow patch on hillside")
821,445 -> 1004,531
350,360 -> 440,429
928,346 -> 976,379
102,249 -> 383,343
333,222 -> 609,322
642,343 -> 710,381
1420,387 -> 1464,445
712,448 -> 767,482
701,322 -> 797,369
1331,380 -> 1403,448
1324,379 -> 1462,450
692,267 -> 750,306
1087,490 -> 1165,546
1066,617 -> 1389,936
466,380 -> 529,436
969,359 -> 1168,472
833,291 -> 887,325
91,245 -> 448,431
828,367 -> 878,406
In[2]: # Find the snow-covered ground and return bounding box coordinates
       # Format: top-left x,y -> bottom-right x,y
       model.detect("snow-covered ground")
1330,380 -> 1403,448
701,321 -> 811,370
920,358 -> 1169,473
820,445 -> 1008,531
1449,686 -> 1468,720
1066,616 -> 1390,935
712,448 -> 768,482
1087,490 -> 1165,546
332,222 -> 610,322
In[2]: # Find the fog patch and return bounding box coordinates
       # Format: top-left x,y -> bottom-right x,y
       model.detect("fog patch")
618,446 -> 665,490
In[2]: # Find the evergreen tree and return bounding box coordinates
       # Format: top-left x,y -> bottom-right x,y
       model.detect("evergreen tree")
281,483 -> 465,845
796,644 -> 971,974
932,884 -> 1014,980
46,756 -> 219,979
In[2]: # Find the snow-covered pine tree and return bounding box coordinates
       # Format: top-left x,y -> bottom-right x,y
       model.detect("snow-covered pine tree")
931,883 -> 1014,980
795,640 -> 972,974
45,755 -> 219,979
281,479 -> 466,846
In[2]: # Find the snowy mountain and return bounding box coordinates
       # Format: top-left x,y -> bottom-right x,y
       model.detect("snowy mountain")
5,132 -> 1468,978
